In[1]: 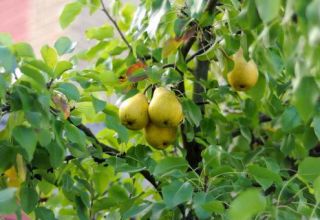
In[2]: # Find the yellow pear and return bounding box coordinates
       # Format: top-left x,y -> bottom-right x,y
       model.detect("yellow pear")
119,93 -> 149,130
148,87 -> 183,127
4,155 -> 26,187
144,123 -> 177,149
227,49 -> 259,91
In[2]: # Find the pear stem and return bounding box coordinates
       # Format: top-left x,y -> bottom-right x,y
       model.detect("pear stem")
143,84 -> 156,95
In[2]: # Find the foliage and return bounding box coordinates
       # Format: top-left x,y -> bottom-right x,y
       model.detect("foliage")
0,0 -> 320,219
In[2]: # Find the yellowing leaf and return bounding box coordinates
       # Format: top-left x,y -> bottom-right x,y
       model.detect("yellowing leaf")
162,38 -> 183,58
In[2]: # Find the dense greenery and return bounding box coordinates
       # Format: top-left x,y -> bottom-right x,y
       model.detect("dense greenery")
0,0 -> 320,219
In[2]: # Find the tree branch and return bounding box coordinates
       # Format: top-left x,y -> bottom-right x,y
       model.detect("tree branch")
100,0 -> 133,53
49,107 -> 159,190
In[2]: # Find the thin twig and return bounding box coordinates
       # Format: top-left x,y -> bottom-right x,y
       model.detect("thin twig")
100,0 -> 133,53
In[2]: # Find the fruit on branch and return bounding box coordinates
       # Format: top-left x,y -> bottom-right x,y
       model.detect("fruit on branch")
119,93 -> 149,130
144,122 -> 177,149
227,48 -> 259,91
148,87 -> 183,127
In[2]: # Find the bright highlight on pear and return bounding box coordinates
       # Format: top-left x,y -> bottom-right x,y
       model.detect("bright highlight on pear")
148,87 -> 183,127
119,93 -> 149,130
144,123 -> 177,149
227,49 -> 259,91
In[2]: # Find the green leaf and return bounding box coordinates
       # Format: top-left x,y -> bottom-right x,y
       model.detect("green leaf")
55,82 -> 80,101
35,207 -> 56,220
0,46 -> 17,73
109,185 -> 129,204
0,188 -> 18,214
314,176 -> 320,203
0,142 -> 16,173
193,192 -> 224,219
153,157 -> 188,176
44,141 -> 65,168
38,130 -> 52,147
13,42 -> 35,57
20,64 -> 46,87
59,1 -> 83,29
54,61 -> 73,78
280,134 -> 295,155
105,115 -> 129,143
123,203 -> 152,219
237,0 -> 261,29
247,164 -> 282,190
54,36 -> 76,55
20,183 -> 39,213
92,96 -> 106,113
182,99 -> 202,127
85,24 -> 114,40
65,123 -> 86,147
162,181 -> 193,208
12,126 -> 37,162
255,0 -> 281,23
298,157 -> 320,182
293,76 -> 319,122
280,106 -> 301,132
228,188 -> 266,220
312,116 -> 320,141
146,0 -> 170,37
40,45 -> 58,68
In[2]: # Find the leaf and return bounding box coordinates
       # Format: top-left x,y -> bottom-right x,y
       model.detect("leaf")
105,115 -> 129,143
280,106 -> 301,132
237,0 -> 261,29
247,164 -> 282,190
123,203 -> 152,219
20,183 -> 39,213
0,46 -> 17,73
146,0 -> 170,37
54,36 -> 76,55
0,188 -> 18,214
20,64 -> 46,87
162,181 -> 193,208
312,116 -> 320,141
55,82 -> 80,101
298,157 -> 320,182
0,33 -> 13,46
293,76 -> 319,122
280,134 -> 295,155
40,45 -> 58,68
193,192 -> 224,219
44,141 -> 65,168
162,38 -> 183,58
0,142 -> 16,173
52,93 -> 70,119
314,176 -> 320,203
12,126 -> 37,162
85,24 -> 114,40
181,99 -> 202,127
35,207 -> 56,220
59,1 -> 83,29
228,188 -> 266,220
13,42 -> 35,57
153,157 -> 188,176
65,123 -> 86,147
126,61 -> 147,82
255,0 -> 281,23
92,96 -> 106,113
54,61 -> 73,77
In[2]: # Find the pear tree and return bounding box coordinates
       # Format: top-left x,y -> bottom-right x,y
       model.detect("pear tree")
0,0 -> 320,219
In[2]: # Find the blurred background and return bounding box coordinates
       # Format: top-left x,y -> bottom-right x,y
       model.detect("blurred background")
0,0 -> 137,53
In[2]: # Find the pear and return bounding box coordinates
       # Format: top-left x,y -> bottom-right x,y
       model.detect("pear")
148,87 -> 183,127
227,49 -> 259,91
119,93 -> 149,130
144,122 -> 177,149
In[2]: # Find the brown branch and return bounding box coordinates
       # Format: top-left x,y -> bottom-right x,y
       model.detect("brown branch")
100,0 -> 133,53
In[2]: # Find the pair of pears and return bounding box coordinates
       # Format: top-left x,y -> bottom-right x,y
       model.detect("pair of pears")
119,87 -> 183,149
227,49 -> 259,91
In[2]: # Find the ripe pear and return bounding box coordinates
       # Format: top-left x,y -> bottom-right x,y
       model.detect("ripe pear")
119,93 -> 149,130
227,49 -> 259,91
148,87 -> 183,127
144,123 -> 177,149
